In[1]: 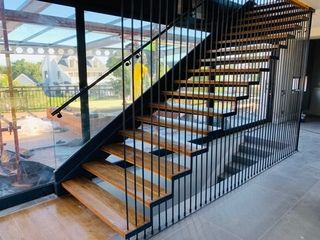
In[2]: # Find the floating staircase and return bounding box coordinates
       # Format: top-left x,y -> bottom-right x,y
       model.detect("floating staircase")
55,1 -> 313,239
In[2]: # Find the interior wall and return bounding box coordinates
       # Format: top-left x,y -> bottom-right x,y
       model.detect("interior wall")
303,39 -> 320,116
272,40 -> 307,123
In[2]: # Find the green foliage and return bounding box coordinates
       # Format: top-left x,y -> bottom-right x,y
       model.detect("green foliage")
11,59 -> 42,83
106,50 -> 132,97
0,74 -> 8,88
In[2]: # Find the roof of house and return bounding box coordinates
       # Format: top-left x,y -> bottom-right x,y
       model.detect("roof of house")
13,73 -> 38,86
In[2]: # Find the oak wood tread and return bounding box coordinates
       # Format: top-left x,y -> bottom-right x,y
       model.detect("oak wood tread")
101,143 -> 191,180
149,103 -> 235,118
162,91 -> 246,101
217,34 -> 295,45
119,129 -> 207,157
246,5 -> 298,15
242,10 -> 309,22
201,56 -> 276,64
227,24 -> 302,36
237,16 -> 309,29
252,1 -> 292,11
287,0 -> 315,11
175,80 -> 253,87
208,44 -> 283,55
136,115 -> 210,135
62,177 -> 149,238
189,68 -> 268,75
82,160 -> 170,207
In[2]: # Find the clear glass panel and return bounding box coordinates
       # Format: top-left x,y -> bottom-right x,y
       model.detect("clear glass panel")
0,1 -> 77,198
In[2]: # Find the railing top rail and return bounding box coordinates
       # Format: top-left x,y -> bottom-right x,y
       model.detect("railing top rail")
51,0 -> 207,117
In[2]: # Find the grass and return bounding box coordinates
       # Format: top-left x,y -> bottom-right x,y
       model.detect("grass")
69,99 -> 125,110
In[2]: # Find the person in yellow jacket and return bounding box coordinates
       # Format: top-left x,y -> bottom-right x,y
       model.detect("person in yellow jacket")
133,62 -> 150,100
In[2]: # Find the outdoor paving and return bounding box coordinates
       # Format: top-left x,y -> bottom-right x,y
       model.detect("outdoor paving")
151,118 -> 320,240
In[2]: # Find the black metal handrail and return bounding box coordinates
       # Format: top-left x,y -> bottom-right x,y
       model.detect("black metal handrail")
51,0 -> 206,118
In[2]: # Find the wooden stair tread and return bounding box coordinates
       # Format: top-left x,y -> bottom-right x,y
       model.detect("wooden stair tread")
82,160 -> 170,207
237,16 -> 309,28
62,177 -> 149,238
101,143 -> 190,180
228,24 -> 302,36
163,91 -> 243,101
201,55 -> 275,64
136,115 -> 210,135
149,103 -> 235,117
287,0 -> 315,11
253,1 -> 292,11
119,129 -> 207,157
246,5 -> 298,15
218,34 -> 294,45
175,80 -> 252,86
208,44 -> 282,55
189,68 -> 268,75
242,10 -> 310,22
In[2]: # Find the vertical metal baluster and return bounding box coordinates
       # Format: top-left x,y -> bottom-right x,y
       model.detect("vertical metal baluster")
164,0 -> 169,228
177,0 -> 182,220
149,0 -> 154,234
139,1 -> 147,237
129,0 -> 139,229
120,0 -> 129,232
157,0 -> 162,230
171,0 -> 176,224
208,0 -> 216,202
183,0 -> 191,218
203,0 -> 210,205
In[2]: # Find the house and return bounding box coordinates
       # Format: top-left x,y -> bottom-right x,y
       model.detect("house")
41,55 -> 107,89
13,73 -> 38,86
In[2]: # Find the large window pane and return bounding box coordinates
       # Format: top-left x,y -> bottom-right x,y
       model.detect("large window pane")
0,0 -> 78,198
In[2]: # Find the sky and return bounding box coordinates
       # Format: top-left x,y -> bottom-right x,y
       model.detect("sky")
0,0 -> 257,66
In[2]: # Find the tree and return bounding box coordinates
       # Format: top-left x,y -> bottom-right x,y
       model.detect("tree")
0,74 -> 8,88
106,50 -> 132,98
11,59 -> 42,83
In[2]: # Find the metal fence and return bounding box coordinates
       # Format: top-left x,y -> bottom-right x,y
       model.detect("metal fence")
0,85 -> 117,112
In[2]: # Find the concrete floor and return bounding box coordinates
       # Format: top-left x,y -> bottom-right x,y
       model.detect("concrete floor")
152,119 -> 320,240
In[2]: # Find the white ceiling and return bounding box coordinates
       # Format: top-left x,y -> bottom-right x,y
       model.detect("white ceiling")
301,0 -> 320,38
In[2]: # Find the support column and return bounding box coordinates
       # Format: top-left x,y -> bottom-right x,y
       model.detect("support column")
75,8 -> 90,143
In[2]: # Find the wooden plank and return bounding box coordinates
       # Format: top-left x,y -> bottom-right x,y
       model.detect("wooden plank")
237,16 -> 309,29
246,5 -> 298,15
217,34 -> 295,45
101,143 -> 191,179
119,129 -> 207,157
286,0 -> 315,12
207,44 -> 282,55
188,68 -> 268,75
0,196 -> 119,240
175,80 -> 252,87
242,9 -> 309,22
62,177 -> 149,238
227,24 -> 302,36
136,115 -> 210,135
201,56 -> 275,64
253,1 -> 291,11
162,91 -> 243,101
82,160 -> 170,207
149,103 -> 235,118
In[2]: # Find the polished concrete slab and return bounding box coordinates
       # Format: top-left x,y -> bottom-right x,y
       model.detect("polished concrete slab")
152,119 -> 320,240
